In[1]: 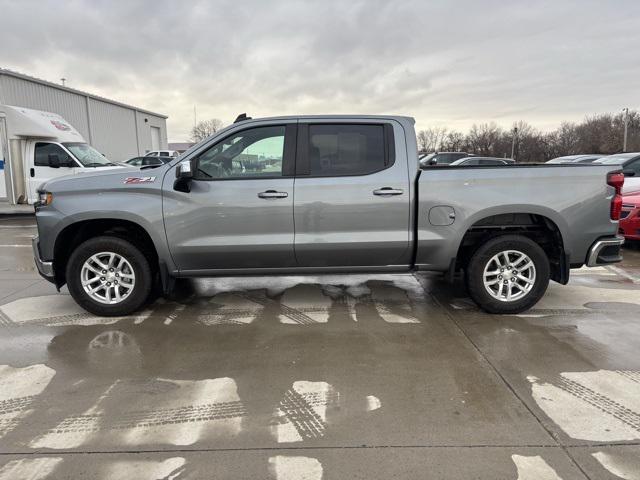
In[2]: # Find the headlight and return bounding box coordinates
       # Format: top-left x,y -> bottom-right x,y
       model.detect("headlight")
36,191 -> 53,207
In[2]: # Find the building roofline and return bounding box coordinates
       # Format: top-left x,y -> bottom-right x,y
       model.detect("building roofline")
0,67 -> 168,119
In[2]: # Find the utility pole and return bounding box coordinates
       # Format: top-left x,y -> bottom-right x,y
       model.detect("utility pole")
511,127 -> 518,161
622,107 -> 629,152
193,105 -> 197,129
60,78 -> 66,87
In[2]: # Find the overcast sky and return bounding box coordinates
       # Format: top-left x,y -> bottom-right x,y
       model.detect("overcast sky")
1,0 -> 639,141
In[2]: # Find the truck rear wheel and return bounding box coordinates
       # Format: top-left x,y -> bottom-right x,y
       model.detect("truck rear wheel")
465,235 -> 550,314
66,236 -> 152,316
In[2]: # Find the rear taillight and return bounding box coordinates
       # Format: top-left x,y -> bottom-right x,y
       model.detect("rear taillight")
607,172 -> 625,220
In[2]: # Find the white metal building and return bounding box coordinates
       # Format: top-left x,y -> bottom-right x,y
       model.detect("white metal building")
0,68 -> 168,162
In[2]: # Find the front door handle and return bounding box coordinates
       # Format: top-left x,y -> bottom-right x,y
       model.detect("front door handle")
258,190 -> 288,199
373,187 -> 404,196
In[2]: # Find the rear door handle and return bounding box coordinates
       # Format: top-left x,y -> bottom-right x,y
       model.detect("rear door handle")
373,187 -> 404,196
258,190 -> 288,199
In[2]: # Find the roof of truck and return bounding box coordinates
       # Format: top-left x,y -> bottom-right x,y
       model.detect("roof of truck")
0,104 -> 85,142
232,114 -> 415,123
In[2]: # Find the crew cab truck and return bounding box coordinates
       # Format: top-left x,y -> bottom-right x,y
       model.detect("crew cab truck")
32,115 -> 625,316
0,104 -> 120,206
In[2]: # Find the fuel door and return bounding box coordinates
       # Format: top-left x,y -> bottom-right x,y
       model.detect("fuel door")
428,205 -> 456,226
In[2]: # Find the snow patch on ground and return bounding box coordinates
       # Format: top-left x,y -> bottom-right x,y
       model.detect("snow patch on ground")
528,370 -> 640,441
366,395 -> 381,411
592,451 -> 640,480
0,364 -> 56,438
0,457 -> 63,480
0,295 -> 151,326
30,377 -> 243,449
268,456 -> 323,480
511,455 -> 563,480
272,381 -> 337,443
103,457 -> 186,480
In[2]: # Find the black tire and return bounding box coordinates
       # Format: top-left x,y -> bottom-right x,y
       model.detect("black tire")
66,236 -> 153,316
465,235 -> 550,314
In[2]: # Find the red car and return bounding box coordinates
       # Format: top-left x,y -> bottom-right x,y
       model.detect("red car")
620,192 -> 640,241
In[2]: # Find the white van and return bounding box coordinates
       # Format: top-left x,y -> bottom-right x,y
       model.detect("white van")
0,105 -> 121,205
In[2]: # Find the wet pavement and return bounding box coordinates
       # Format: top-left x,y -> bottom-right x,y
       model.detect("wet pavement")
0,215 -> 639,479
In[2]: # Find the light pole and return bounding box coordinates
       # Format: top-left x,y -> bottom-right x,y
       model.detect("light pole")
511,127 -> 518,161
622,108 -> 629,152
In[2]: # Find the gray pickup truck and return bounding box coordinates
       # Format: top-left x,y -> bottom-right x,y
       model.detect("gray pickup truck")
32,115 -> 625,316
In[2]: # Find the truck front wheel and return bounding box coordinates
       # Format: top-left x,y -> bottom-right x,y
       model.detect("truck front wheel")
66,236 -> 153,316
465,235 -> 550,314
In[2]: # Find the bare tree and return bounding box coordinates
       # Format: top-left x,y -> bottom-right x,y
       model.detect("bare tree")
466,122 -> 502,155
442,131 -> 466,151
416,127 -> 448,152
190,118 -> 224,142
417,109 -> 640,162
548,122 -> 579,157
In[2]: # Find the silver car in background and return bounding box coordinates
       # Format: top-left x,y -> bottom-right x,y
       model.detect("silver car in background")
449,157 -> 515,166
546,154 -> 602,164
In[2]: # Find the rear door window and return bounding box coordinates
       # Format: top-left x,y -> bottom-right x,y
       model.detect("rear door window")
305,124 -> 388,176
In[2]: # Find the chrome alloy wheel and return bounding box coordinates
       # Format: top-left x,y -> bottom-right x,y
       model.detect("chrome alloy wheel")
482,249 -> 536,302
81,252 -> 136,305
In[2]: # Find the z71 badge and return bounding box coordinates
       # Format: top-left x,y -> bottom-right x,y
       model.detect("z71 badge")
124,176 -> 156,184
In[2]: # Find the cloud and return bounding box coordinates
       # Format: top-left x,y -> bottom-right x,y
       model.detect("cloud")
1,0 -> 639,140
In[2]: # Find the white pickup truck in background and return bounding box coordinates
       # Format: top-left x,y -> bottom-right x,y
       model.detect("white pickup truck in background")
0,105 -> 121,206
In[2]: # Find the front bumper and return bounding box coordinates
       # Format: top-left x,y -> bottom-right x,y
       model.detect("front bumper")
32,236 -> 55,281
586,235 -> 625,267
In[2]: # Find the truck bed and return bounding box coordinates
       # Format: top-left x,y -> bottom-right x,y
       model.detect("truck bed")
415,163 -> 621,271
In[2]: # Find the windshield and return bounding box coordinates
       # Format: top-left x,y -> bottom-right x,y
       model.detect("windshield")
63,143 -> 116,167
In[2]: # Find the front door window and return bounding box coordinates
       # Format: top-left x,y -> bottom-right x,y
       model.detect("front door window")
195,126 -> 285,180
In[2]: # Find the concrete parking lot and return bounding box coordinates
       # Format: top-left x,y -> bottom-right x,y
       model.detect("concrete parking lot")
0,215 -> 639,479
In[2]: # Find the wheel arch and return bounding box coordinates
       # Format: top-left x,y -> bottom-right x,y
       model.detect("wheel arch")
454,209 -> 569,284
53,218 -> 162,288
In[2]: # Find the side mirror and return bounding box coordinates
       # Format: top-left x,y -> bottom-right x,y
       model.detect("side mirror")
174,160 -> 193,193
622,169 -> 636,177
175,160 -> 194,179
48,154 -> 60,168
